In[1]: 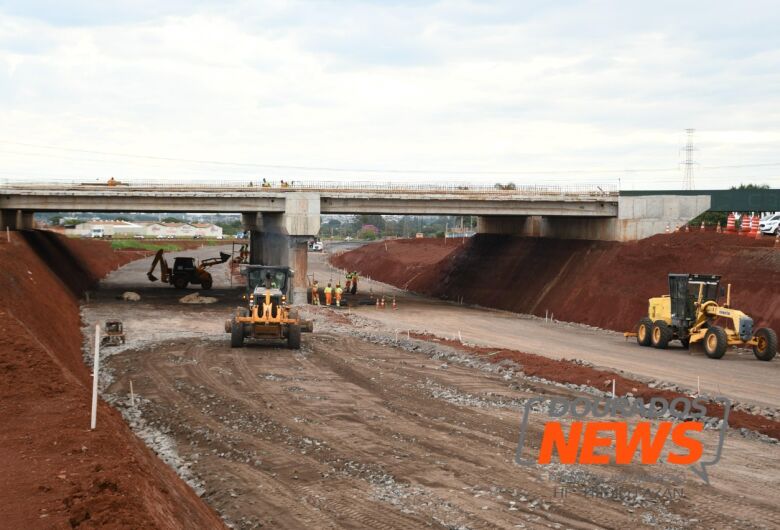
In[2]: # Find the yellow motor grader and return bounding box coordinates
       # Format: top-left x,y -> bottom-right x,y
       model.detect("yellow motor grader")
225,265 -> 313,349
635,274 -> 777,361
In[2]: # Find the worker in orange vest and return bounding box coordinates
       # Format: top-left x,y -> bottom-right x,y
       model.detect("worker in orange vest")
351,271 -> 358,295
324,282 -> 333,306
335,283 -> 343,307
311,281 -> 320,305
345,272 -> 352,293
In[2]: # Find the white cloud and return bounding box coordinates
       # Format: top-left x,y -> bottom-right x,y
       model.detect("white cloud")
0,0 -> 779,189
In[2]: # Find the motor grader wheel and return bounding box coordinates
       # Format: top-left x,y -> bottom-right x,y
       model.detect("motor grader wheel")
651,320 -> 672,349
636,317 -> 653,347
230,318 -> 244,348
703,326 -> 728,359
752,328 -> 778,362
287,324 -> 301,350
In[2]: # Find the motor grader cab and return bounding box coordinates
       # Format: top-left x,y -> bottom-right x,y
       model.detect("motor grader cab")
636,273 -> 777,361
147,249 -> 229,290
225,265 -> 313,349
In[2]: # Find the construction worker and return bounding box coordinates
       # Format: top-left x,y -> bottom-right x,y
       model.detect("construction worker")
311,281 -> 320,305
335,283 -> 343,307
261,178 -> 271,188
324,282 -> 333,306
351,271 -> 358,295
345,272 -> 352,293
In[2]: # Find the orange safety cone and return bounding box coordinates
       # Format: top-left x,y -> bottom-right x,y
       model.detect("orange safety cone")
741,214 -> 752,236
716,222 -> 722,233
725,213 -> 736,233
756,229 -> 763,240
665,223 -> 671,233
684,224 -> 690,233
700,221 -> 705,232
380,297 -> 386,308
749,215 -> 759,237
392,297 -> 397,310
375,297 -> 380,308
776,233 -> 780,247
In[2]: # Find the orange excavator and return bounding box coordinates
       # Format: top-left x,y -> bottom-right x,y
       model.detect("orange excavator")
147,249 -> 230,290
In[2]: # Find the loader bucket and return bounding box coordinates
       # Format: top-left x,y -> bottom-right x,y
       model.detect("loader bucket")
219,252 -> 230,263
147,272 -> 159,282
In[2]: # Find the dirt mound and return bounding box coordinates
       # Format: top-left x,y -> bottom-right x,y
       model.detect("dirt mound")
331,238 -> 462,291
331,233 -> 780,334
0,232 -> 223,529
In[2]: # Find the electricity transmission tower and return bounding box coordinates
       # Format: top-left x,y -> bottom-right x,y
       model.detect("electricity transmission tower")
681,129 -> 697,190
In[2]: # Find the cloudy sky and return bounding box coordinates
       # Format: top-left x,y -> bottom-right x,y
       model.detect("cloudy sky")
1,1 -> 779,189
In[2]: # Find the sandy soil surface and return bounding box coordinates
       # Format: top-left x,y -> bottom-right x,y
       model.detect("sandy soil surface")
81,246 -> 780,529
322,248 -> 780,410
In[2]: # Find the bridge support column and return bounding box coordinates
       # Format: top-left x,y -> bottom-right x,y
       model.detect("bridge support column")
243,193 -> 320,304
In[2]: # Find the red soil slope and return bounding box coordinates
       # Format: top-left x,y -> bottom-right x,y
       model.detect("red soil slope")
0,231 -> 223,529
331,233 -> 780,335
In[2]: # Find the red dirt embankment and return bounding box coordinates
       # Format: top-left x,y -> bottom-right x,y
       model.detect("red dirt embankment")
0,231 -> 223,529
331,233 -> 780,334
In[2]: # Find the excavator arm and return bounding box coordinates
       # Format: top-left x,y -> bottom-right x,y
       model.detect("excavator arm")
147,249 -> 170,283
198,252 -> 231,269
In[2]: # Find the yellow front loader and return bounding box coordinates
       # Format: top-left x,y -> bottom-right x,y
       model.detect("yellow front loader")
636,274 -> 777,361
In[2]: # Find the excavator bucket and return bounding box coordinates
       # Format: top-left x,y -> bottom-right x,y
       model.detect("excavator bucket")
147,272 -> 159,282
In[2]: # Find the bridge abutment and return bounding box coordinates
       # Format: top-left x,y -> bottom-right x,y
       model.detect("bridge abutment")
477,195 -> 710,241
1,209 -> 34,230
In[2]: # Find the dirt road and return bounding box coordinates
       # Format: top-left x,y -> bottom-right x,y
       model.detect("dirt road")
84,247 -> 780,529
318,248 -> 780,409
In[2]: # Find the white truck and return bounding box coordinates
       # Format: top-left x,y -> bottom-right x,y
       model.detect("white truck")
90,227 -> 105,239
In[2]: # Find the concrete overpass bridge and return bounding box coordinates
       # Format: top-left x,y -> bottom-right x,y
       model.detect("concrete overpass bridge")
1,180 -> 716,300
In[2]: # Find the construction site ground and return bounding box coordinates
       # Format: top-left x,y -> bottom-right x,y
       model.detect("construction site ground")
82,244 -> 780,529
321,249 -> 780,410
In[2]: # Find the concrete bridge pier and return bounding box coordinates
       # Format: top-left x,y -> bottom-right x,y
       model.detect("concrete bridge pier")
242,193 -> 321,304
1,209 -> 35,230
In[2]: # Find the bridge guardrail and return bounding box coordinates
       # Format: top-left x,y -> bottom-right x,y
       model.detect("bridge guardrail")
0,178 -> 618,198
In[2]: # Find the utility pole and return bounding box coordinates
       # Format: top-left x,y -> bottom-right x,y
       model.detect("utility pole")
682,129 -> 697,190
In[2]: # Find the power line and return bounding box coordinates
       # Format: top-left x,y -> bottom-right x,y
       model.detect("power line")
0,140 -> 679,175
3,138 -> 780,178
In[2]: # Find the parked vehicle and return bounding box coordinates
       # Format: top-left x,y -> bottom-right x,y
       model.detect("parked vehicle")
759,213 -> 780,235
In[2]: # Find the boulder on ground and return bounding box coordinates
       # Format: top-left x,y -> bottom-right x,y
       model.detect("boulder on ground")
179,292 -> 217,304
